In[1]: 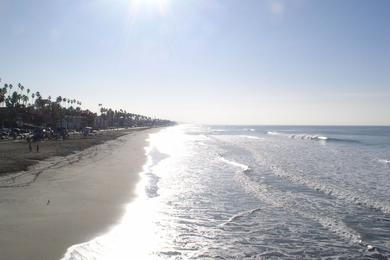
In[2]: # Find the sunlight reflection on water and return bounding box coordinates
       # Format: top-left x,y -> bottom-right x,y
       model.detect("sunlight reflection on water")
62,125 -> 390,259
62,125 -> 194,259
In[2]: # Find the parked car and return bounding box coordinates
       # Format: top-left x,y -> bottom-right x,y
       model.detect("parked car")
82,127 -> 93,136
0,131 -> 9,139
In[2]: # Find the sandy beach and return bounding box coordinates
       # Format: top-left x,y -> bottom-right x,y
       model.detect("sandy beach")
0,128 -> 159,260
0,128 -> 150,176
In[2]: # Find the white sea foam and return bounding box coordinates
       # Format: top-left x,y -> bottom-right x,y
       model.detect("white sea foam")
220,157 -> 250,171
61,125 -> 390,259
238,135 -> 264,140
233,167 -> 364,245
378,159 -> 390,164
290,134 -> 328,140
219,208 -> 262,226
267,131 -> 281,136
267,131 -> 329,141
266,163 -> 390,215
218,156 -> 364,245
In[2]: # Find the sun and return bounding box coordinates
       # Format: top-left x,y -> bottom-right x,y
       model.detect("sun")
130,0 -> 169,16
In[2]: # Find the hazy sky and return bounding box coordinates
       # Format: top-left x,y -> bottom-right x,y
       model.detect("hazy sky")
0,0 -> 389,125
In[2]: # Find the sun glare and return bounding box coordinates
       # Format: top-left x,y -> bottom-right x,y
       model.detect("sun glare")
130,0 -> 169,16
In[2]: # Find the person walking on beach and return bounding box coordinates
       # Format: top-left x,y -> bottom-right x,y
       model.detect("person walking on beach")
27,137 -> 32,152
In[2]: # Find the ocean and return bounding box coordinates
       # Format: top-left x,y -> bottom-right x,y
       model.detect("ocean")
63,125 -> 390,259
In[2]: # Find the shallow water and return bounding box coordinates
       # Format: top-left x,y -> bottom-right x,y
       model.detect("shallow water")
63,125 -> 390,259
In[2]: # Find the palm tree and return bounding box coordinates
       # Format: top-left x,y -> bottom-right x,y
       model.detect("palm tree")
19,83 -> 24,94
5,91 -> 19,108
31,93 -> 35,105
34,91 -> 42,109
26,88 -> 31,106
4,84 -> 8,93
0,86 -> 6,106
22,95 -> 29,106
0,79 -> 173,128
98,103 -> 103,116
61,98 -> 66,109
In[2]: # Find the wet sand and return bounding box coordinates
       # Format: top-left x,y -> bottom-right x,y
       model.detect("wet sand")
0,128 -> 159,260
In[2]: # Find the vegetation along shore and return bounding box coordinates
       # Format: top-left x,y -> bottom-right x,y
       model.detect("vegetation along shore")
0,80 -> 175,175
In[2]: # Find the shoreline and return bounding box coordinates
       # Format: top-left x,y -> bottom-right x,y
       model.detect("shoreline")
0,127 -> 161,260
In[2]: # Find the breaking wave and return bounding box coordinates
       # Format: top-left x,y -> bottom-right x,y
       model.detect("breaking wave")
378,159 -> 390,165
219,208 -> 262,227
225,159 -> 365,245
220,157 -> 250,172
267,131 -> 328,140
238,135 -> 264,140
217,157 -> 369,247
266,163 -> 390,215
266,131 -> 358,143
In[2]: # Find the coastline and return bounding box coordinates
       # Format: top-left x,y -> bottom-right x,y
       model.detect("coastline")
0,127 -> 161,260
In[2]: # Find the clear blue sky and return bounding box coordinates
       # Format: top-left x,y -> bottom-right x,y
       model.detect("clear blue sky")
1,0 -> 389,125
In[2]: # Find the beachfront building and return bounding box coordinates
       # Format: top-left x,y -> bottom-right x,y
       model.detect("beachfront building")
57,115 -> 81,130
94,115 -> 108,129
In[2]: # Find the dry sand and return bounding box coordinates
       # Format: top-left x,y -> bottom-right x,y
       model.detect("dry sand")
0,128 -> 159,260
0,128 -> 149,175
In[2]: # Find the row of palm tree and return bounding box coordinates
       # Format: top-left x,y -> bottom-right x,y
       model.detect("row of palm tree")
0,83 -> 82,109
96,103 -> 171,128
0,81 -> 174,129
0,82 -> 90,128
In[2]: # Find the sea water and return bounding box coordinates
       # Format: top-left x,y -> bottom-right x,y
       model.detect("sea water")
63,125 -> 390,259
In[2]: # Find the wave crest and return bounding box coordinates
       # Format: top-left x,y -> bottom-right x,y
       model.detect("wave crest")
267,131 -> 328,141
378,159 -> 390,165
233,168 -> 364,245
220,157 -> 250,172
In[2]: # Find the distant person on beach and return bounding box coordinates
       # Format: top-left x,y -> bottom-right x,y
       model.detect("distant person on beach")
27,137 -> 32,152
32,128 -> 43,152
33,136 -> 40,153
